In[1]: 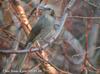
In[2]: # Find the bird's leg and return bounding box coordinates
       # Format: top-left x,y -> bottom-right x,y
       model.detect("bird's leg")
35,40 -> 41,48
30,40 -> 41,49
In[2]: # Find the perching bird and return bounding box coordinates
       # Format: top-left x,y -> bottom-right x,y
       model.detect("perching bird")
25,7 -> 55,47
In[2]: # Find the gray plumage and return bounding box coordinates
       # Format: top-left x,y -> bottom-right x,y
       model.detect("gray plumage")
25,10 -> 55,47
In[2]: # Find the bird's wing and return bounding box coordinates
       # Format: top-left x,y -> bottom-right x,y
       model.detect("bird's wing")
25,15 -> 55,46
33,15 -> 55,42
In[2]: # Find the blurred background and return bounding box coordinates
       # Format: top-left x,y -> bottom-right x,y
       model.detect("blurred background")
0,0 -> 100,74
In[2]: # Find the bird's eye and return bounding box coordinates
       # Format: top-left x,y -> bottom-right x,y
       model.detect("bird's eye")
54,24 -> 60,30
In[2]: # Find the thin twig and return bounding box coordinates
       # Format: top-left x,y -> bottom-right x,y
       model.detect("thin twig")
36,52 -> 72,74
68,16 -> 100,19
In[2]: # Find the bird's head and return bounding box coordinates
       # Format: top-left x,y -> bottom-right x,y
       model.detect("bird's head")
39,4 -> 55,16
43,7 -> 55,16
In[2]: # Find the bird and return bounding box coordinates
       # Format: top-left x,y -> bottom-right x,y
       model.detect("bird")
25,6 -> 56,48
